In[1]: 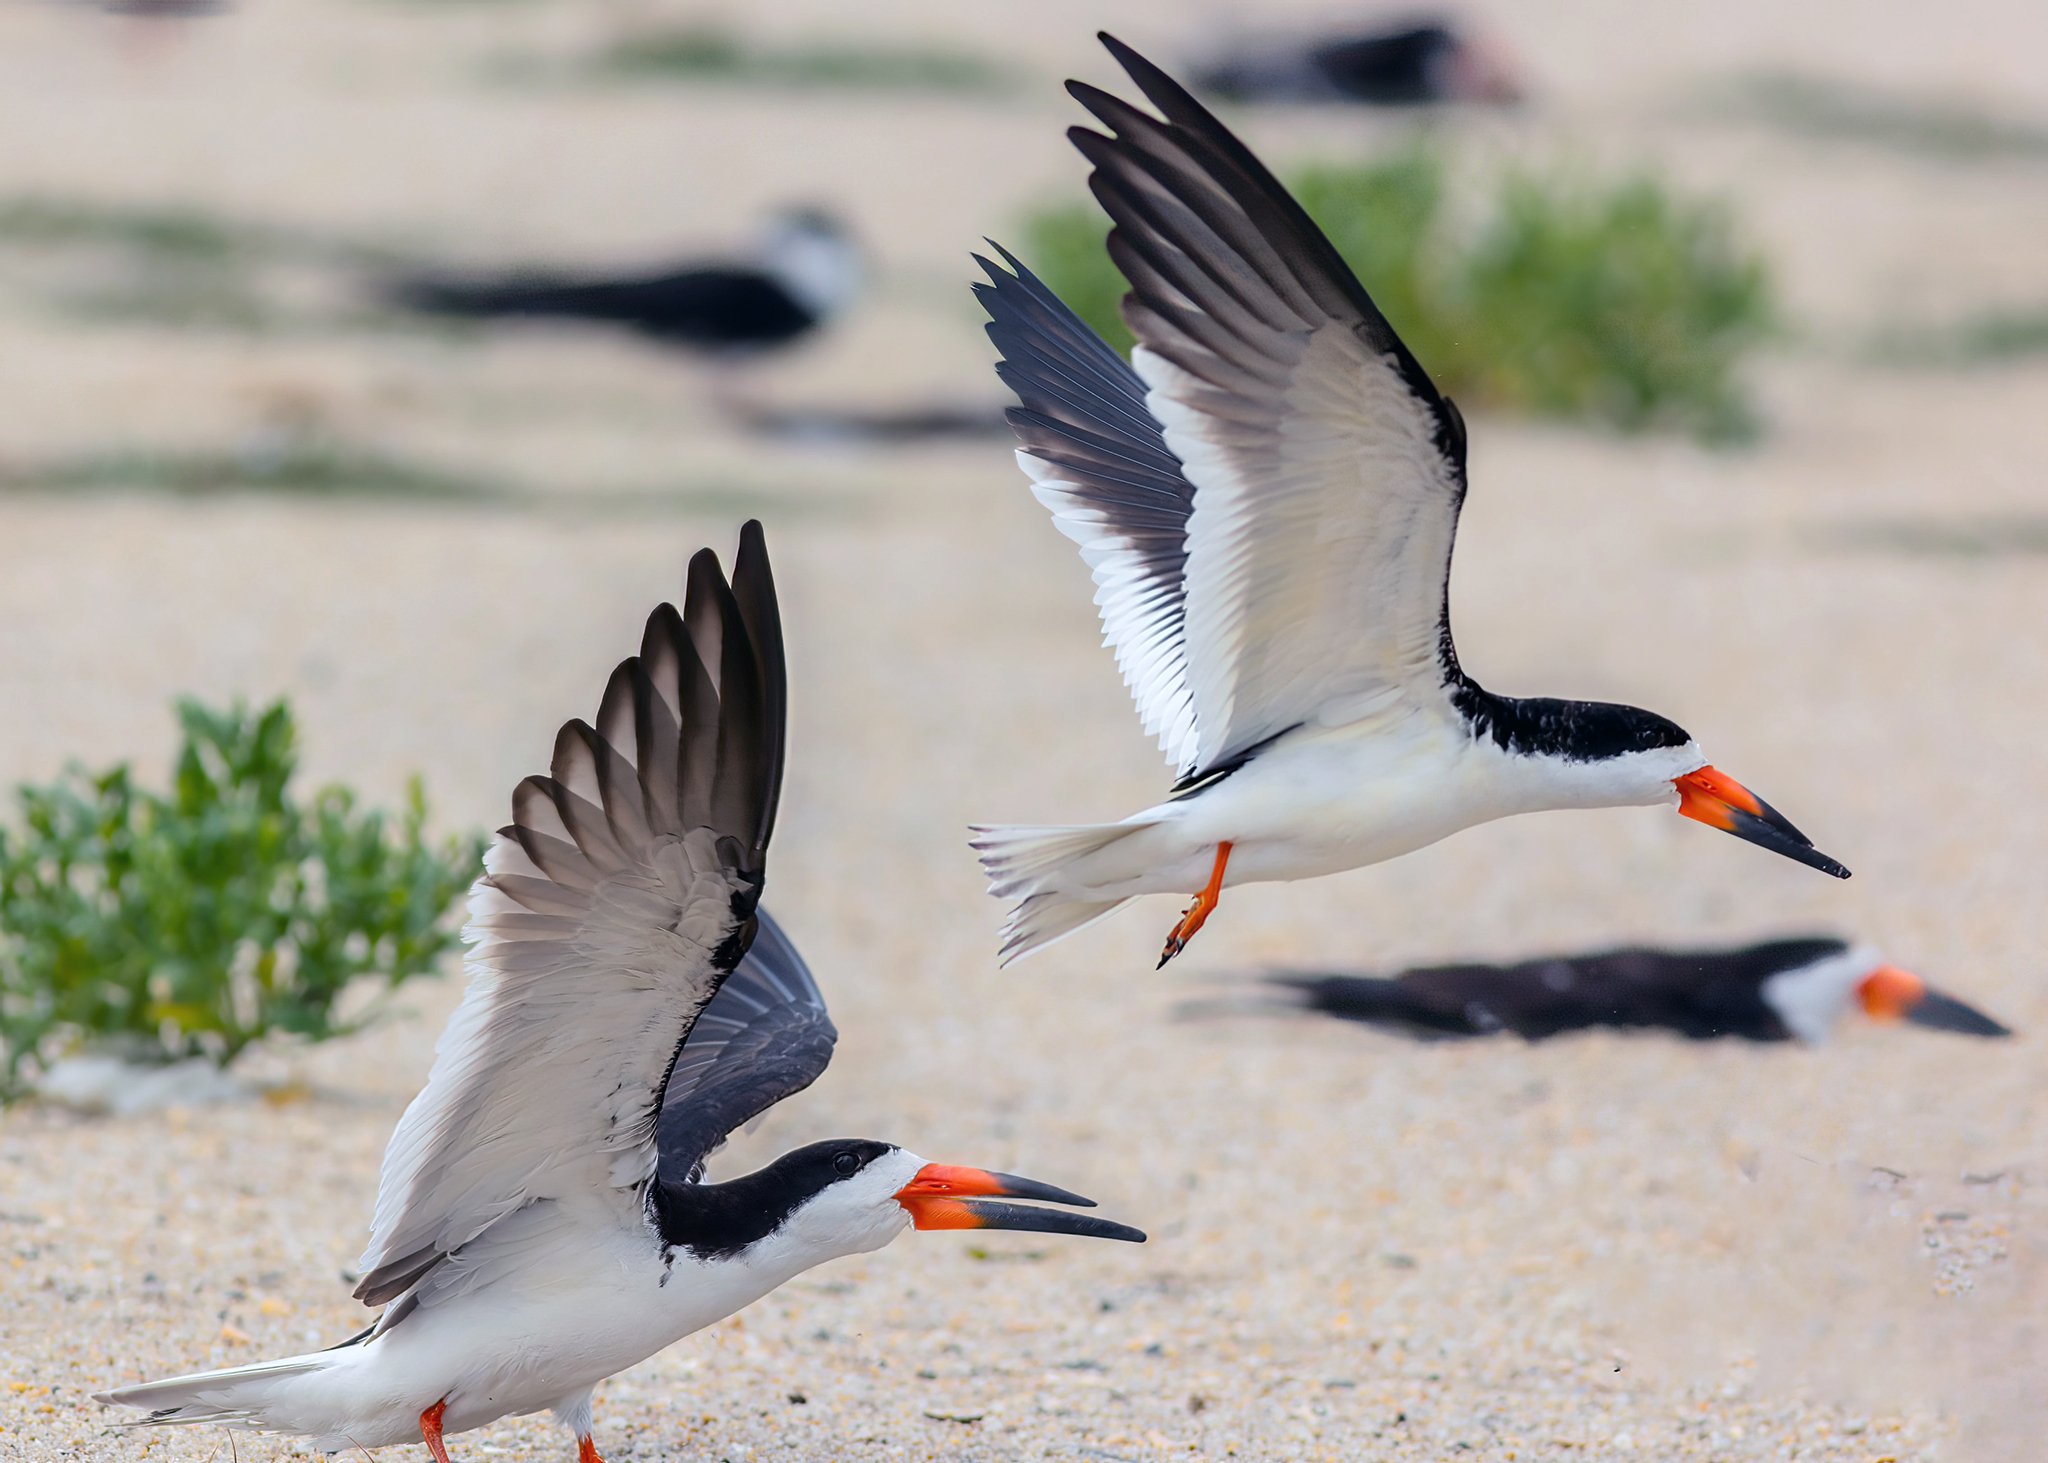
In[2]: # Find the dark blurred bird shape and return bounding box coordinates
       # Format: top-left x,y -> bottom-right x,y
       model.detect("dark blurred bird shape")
1193,17 -> 1520,106
1183,937 -> 2012,1044
391,207 -> 860,355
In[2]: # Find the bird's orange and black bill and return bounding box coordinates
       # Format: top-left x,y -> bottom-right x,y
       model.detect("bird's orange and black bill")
895,1165 -> 1147,1243
1674,767 -> 1850,879
1859,965 -> 2012,1037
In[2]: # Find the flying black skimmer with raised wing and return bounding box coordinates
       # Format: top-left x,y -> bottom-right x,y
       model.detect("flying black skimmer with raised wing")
1187,937 -> 2011,1044
968,35 -> 1850,969
394,207 -> 860,355
95,523 -> 1142,1462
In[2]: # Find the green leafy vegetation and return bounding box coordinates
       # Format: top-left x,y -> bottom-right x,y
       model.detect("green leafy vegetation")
0,438 -> 861,517
1289,153 -> 1451,368
1805,513 -> 2048,559
0,193 -> 409,333
0,440 -> 506,501
1870,308 -> 2048,367
592,25 -> 1013,94
1019,204 -> 1138,358
0,198 -> 257,259
1017,150 -> 1774,442
1458,173 -> 1769,437
0,195 -> 394,267
0,699 -> 484,1098
1727,72 -> 2048,162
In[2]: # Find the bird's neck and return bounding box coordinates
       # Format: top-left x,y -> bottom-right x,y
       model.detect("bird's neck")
1448,677 -> 1691,765
650,1167 -> 812,1261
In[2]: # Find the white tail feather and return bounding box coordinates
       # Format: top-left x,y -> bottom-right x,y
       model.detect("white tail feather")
995,892 -> 1133,966
95,1350 -> 338,1429
970,821 -> 1139,897
971,820 -> 1153,966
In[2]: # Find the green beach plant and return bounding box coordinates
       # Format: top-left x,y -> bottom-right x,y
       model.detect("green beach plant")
1016,149 -> 1773,443
594,25 -> 1012,95
0,698 -> 484,1099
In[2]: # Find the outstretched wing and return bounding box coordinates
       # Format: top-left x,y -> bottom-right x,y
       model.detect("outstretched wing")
975,246 -> 1202,773
994,34 -> 1473,780
654,904 -> 837,1183
353,523 -> 786,1307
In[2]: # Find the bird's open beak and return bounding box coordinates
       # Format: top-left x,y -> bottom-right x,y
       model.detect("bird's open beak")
1859,964 -> 2012,1037
1673,766 -> 1850,878
894,1164 -> 1146,1243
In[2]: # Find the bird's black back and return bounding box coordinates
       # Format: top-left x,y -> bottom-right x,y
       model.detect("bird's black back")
1278,938 -> 1853,1042
398,267 -> 816,347
1309,26 -> 1459,104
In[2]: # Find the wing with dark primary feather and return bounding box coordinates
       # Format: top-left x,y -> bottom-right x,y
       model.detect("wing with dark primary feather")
352,522 -> 785,1308
655,905 -> 837,1184
986,34 -> 1473,782
975,245 -> 1202,773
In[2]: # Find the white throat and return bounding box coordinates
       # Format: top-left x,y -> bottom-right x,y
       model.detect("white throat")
759,216 -> 861,320
1760,944 -> 1882,1043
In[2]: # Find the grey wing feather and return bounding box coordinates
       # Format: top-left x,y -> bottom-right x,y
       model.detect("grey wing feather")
654,904 -> 837,1183
974,245 -> 1203,774
353,522 -> 785,1308
1037,36 -> 1472,777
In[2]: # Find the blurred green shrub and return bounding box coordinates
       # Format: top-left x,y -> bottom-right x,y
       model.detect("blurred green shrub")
0,698 -> 484,1099
596,25 -> 1012,94
1020,204 -> 1139,358
1288,151 -> 1452,371
0,440 -> 503,502
1017,150 -> 1773,442
1459,173 -> 1770,439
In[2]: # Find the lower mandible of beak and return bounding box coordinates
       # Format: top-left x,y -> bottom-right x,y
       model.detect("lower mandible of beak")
893,1163 -> 1146,1243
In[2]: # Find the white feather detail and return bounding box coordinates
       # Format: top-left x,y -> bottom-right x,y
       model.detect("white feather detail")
1018,451 -> 1201,773
355,826 -> 744,1287
1136,333 -> 1463,772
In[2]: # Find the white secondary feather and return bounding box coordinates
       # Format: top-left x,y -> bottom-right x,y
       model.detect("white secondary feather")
351,532 -> 785,1306
355,827 -> 743,1296
1142,327 -> 1463,771
985,62 -> 1470,787
1021,452 -> 1201,771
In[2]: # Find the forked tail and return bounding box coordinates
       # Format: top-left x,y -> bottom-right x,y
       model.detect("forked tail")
969,821 -> 1143,966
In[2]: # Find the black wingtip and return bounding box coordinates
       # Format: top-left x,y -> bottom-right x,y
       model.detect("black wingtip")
1096,32 -> 1162,90
975,239 -> 1030,280
1063,81 -> 1107,114
727,520 -> 786,861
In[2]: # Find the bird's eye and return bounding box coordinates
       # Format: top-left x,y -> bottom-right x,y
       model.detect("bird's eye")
833,1151 -> 860,1177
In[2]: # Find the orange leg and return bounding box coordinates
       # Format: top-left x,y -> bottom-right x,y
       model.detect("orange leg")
578,1434 -> 608,1463
1158,841 -> 1232,969
420,1399 -> 453,1463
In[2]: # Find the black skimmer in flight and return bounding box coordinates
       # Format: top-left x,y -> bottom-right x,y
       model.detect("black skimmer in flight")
1194,18 -> 1521,107
969,35 -> 1850,969
95,523 -> 1142,1462
1190,937 -> 2011,1044
393,207 -> 860,355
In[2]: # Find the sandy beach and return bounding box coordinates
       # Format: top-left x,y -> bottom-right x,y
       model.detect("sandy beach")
4,2 -> 2048,1459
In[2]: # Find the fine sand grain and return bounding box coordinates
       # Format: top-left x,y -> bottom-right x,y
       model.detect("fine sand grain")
3,2 -> 2048,1460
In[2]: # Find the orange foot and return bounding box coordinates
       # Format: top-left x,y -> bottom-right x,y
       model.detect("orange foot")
420,1398 -> 453,1463
578,1433 -> 608,1463
1158,842 -> 1232,969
